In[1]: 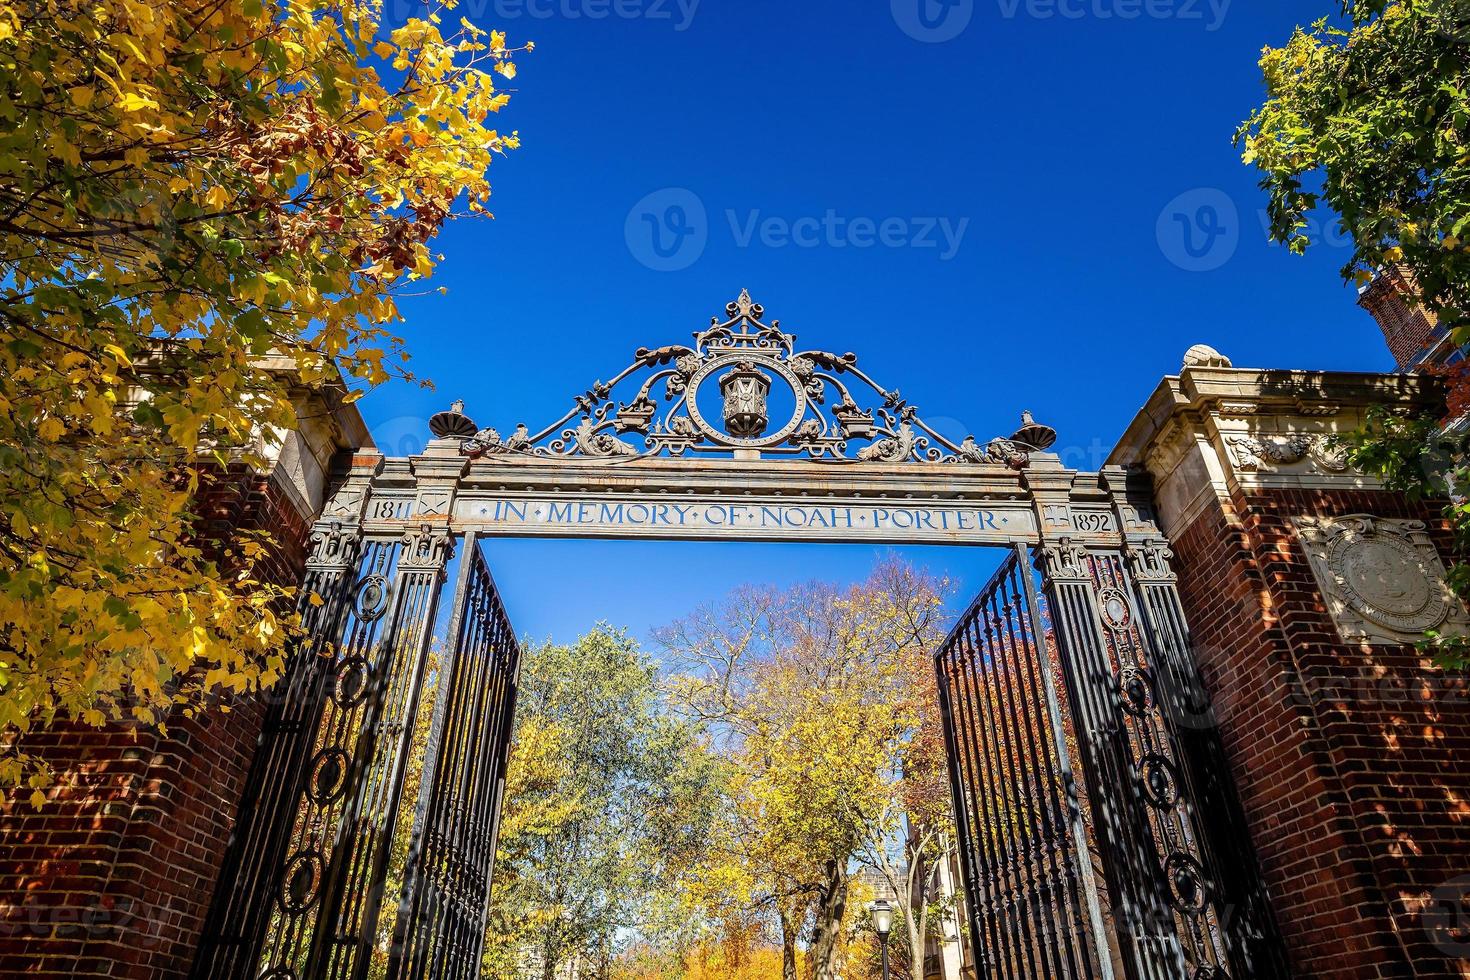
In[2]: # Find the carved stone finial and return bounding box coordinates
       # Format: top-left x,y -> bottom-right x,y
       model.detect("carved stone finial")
1182,344 -> 1232,370
1010,411 -> 1058,452
429,401 -> 478,439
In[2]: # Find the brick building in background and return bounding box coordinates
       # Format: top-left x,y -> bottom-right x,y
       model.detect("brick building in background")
1359,264 -> 1459,371
0,373 -> 369,980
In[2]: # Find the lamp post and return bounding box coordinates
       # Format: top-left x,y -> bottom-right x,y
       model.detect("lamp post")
871,899 -> 894,980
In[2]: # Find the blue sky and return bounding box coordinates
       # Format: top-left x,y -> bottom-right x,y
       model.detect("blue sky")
370,0 -> 1386,646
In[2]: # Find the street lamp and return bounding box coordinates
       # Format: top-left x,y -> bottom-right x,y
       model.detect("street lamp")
871,899 -> 894,980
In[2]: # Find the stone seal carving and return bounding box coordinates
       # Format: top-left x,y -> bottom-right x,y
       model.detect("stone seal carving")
1295,515 -> 1468,644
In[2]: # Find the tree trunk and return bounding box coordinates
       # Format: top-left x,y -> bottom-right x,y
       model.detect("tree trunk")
809,859 -> 849,980
779,908 -> 800,980
910,903 -> 928,980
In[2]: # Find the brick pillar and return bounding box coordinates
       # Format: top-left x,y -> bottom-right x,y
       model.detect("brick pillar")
0,383 -> 371,980
1109,350 -> 1470,978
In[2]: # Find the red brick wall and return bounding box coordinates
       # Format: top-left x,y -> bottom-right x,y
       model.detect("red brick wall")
1172,486 -> 1470,978
0,471 -> 312,980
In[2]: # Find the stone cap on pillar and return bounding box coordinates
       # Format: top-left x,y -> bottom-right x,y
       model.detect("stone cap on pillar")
252,354 -> 376,522
1106,351 -> 1443,535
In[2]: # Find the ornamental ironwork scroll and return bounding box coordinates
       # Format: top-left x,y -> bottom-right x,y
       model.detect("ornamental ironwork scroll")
431,289 -> 1057,466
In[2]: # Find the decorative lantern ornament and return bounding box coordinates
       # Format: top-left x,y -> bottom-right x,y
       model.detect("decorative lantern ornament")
719,360 -> 771,439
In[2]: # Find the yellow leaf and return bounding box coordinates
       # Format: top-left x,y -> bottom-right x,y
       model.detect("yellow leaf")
308,591 -> 325,607
116,92 -> 160,113
374,41 -> 395,58
37,417 -> 65,441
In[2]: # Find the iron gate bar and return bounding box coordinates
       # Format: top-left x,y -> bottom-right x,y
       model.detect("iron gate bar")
1041,548 -> 1182,980
304,527 -> 451,980
1003,579 -> 1087,976
387,533 -> 523,980
936,544 -> 1114,980
1016,556 -> 1114,980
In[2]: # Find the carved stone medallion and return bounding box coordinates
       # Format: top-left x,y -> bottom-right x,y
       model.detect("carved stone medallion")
1296,515 -> 1469,644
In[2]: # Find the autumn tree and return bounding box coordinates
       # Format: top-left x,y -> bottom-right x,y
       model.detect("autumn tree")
659,559 -> 955,980
0,0 -> 527,799
1237,0 -> 1470,666
1236,0 -> 1468,325
482,627 -> 724,980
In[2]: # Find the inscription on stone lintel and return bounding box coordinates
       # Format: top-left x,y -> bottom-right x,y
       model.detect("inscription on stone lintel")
451,496 -> 1039,542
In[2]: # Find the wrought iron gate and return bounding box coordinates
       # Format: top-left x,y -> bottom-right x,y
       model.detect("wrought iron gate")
937,543 -> 1288,980
387,534 -> 521,980
192,529 -> 522,980
936,545 -> 1115,980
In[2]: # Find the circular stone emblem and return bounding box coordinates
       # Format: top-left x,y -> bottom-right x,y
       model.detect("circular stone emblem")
1099,587 -> 1133,632
685,353 -> 808,449
1328,532 -> 1448,634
